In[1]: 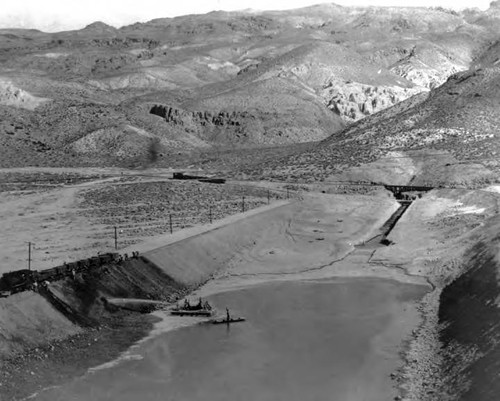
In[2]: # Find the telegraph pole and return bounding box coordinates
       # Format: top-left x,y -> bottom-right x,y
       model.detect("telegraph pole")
114,226 -> 118,250
242,196 -> 245,213
169,214 -> 173,234
27,241 -> 32,271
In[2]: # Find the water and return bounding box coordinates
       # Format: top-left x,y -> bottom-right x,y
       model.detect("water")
32,278 -> 427,401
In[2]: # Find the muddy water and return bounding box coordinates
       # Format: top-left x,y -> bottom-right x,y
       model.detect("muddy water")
32,278 -> 427,401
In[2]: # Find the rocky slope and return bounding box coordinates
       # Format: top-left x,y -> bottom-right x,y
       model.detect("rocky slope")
0,3 -> 500,166
438,235 -> 500,401
235,41 -> 500,186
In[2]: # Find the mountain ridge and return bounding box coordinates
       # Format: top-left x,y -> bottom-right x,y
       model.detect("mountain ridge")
0,3 -> 499,172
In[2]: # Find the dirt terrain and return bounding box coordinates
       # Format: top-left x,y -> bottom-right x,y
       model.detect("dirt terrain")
185,187 -> 500,401
0,169 -> 287,273
2,3 -> 500,401
1,166 -> 500,400
0,257 -> 189,400
1,3 -> 500,169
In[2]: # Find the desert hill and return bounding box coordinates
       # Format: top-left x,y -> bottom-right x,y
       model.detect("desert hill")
0,3 -> 500,167
241,57 -> 500,187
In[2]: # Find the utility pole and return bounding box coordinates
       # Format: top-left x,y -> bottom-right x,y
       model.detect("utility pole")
114,226 -> 118,250
27,241 -> 32,271
169,214 -> 173,234
242,196 -> 245,213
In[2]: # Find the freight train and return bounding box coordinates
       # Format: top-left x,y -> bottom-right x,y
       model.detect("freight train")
0,252 -> 120,297
173,172 -> 226,184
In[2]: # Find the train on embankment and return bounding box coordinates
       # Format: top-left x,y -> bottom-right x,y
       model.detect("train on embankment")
0,252 -> 122,297
0,183 -> 432,297
172,172 -> 226,184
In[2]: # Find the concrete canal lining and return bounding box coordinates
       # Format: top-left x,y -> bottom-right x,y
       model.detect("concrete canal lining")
141,201 -> 293,286
140,194 -> 401,285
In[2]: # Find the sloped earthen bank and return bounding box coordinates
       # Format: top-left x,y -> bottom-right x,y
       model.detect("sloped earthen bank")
0,202 -> 294,400
401,210 -> 500,401
0,194 -> 421,400
438,232 -> 500,401
368,189 -> 500,401
142,202 -> 295,286
0,292 -> 81,358
0,258 -> 188,400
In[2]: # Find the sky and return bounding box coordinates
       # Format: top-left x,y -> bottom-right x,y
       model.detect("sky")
0,0 -> 494,32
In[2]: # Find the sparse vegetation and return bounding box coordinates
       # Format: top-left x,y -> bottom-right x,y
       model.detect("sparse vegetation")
1,4 -> 498,170
2,4 -> 500,401
77,180 -> 287,238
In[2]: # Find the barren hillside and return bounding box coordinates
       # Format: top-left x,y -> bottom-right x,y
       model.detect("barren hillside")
1,3 -> 500,168
238,57 -> 500,187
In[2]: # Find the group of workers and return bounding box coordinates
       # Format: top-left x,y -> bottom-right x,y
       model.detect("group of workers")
182,297 -> 213,311
180,297 -> 233,321
121,251 -> 140,261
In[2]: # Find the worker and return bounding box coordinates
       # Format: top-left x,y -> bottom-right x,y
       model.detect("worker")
226,307 -> 230,322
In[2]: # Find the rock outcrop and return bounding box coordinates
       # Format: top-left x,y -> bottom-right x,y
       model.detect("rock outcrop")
147,102 -> 337,146
0,79 -> 49,110
391,63 -> 463,90
323,81 -> 424,123
150,104 -> 246,127
1,3 -> 499,166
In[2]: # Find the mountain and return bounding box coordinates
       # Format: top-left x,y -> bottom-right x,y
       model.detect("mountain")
239,44 -> 500,187
0,3 -> 499,167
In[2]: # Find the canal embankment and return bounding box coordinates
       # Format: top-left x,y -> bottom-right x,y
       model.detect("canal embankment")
437,220 -> 500,401
368,189 -> 500,401
0,190 -> 438,401
28,278 -> 428,401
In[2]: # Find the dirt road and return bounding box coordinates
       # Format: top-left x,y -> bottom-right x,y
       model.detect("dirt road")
0,169 -> 279,273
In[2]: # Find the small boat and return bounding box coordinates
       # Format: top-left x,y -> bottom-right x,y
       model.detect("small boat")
211,317 -> 246,325
171,309 -> 214,317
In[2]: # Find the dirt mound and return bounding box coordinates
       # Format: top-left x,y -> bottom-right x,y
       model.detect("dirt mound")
0,257 -> 188,399
71,125 -> 158,158
0,258 -> 185,360
0,291 -> 81,359
49,258 -> 186,313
